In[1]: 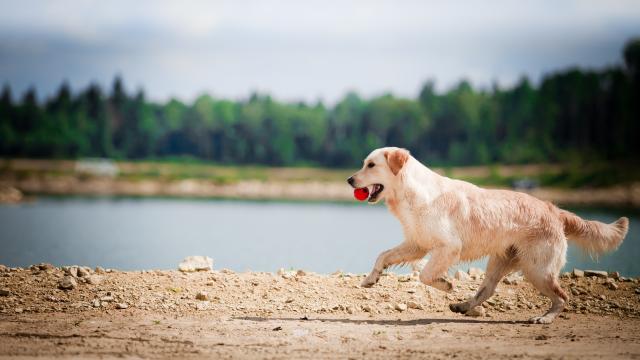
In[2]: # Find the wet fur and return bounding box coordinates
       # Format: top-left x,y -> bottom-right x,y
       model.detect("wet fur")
350,147 -> 629,324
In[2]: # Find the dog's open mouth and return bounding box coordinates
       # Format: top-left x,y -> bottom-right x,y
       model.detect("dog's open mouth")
368,184 -> 384,202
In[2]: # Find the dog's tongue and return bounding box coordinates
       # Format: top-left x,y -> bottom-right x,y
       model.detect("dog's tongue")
353,187 -> 369,201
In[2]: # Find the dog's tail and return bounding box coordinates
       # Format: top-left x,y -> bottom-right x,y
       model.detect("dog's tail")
560,209 -> 629,255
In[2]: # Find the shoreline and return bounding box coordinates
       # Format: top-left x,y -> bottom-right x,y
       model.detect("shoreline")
1,264 -> 639,359
2,176 -> 640,207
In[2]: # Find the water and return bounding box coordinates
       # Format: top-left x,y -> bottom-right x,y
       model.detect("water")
0,197 -> 638,276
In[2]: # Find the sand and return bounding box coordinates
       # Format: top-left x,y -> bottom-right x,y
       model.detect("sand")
1,265 -> 639,359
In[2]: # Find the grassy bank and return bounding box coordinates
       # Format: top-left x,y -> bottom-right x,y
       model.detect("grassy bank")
2,158 -> 639,188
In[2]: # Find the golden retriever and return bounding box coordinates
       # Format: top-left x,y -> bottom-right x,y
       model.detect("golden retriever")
348,147 -> 629,324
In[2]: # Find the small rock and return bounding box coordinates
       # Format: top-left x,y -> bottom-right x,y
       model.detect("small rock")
86,275 -> 103,285
0,289 -> 10,297
572,269 -> 585,278
296,269 -> 307,276
0,186 -> 23,203
0,265 -> 8,272
115,303 -> 128,309
635,287 -> 640,294
535,334 -> 549,341
100,296 -> 114,302
195,301 -> 210,311
178,256 -> 213,272
37,263 -> 55,271
58,276 -> 77,290
92,299 -> 101,308
468,267 -> 484,279
407,301 -> 423,310
606,280 -> 619,290
64,266 -> 79,278
395,303 -> 407,312
346,306 -> 355,314
454,270 -> 471,281
272,326 -> 282,331
95,266 -> 106,274
196,291 -> 209,301
609,271 -> 620,280
465,306 -> 486,317
281,272 -> 295,280
77,267 -> 91,277
14,308 -> 23,314
362,304 -> 374,312
503,273 -> 523,285
584,270 -> 608,278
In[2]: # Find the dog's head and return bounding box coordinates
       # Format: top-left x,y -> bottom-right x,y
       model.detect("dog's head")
347,147 -> 410,203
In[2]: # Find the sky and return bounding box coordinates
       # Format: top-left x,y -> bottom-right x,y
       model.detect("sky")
1,0 -> 640,104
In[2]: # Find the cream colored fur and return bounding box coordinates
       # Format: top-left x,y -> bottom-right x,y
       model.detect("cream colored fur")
349,147 -> 629,324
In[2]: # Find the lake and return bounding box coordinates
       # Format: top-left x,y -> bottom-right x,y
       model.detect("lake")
0,197 -> 638,276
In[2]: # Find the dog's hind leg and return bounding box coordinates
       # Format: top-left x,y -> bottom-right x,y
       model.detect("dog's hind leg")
361,242 -> 426,288
522,239 -> 569,324
418,245 -> 460,292
450,252 -> 517,314
521,233 -> 568,324
525,273 -> 568,324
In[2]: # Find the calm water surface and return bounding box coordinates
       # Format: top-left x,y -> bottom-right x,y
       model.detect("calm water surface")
0,197 -> 638,276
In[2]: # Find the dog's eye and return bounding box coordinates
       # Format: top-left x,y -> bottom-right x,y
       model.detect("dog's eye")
367,162 -> 375,168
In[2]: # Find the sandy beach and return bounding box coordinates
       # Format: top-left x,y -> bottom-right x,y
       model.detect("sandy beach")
1,264 -> 639,359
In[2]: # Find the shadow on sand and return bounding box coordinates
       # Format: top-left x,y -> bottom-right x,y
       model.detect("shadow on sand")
235,316 -> 527,326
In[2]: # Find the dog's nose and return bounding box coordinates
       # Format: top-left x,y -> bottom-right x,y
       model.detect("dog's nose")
347,177 -> 355,186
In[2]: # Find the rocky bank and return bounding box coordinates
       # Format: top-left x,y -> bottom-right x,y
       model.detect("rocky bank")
0,263 -> 639,359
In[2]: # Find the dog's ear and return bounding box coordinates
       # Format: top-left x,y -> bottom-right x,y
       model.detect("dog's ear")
384,148 -> 410,175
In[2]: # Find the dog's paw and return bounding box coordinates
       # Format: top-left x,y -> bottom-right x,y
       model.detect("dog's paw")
431,277 -> 454,292
449,302 -> 470,314
528,315 -> 555,324
360,277 -> 377,288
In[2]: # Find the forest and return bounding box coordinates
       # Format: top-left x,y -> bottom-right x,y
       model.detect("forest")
0,40 -> 639,168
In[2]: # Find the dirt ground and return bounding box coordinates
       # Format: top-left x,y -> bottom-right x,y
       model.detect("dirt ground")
1,264 -> 639,359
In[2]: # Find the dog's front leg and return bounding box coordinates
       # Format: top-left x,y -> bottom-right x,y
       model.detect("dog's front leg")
361,242 -> 425,288
418,245 -> 460,292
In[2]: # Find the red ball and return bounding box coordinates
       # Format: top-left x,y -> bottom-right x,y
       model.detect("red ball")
353,187 -> 369,201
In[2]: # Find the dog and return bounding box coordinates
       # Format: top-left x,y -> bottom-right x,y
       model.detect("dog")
348,147 -> 629,324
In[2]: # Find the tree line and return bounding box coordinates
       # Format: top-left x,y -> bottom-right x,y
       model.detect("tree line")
1,40 -> 639,167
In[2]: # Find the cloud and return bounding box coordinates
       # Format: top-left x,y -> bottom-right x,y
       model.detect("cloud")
1,0 -> 640,103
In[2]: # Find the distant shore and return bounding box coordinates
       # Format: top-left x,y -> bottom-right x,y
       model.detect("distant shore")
1,158 -> 639,206
2,175 -> 640,207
